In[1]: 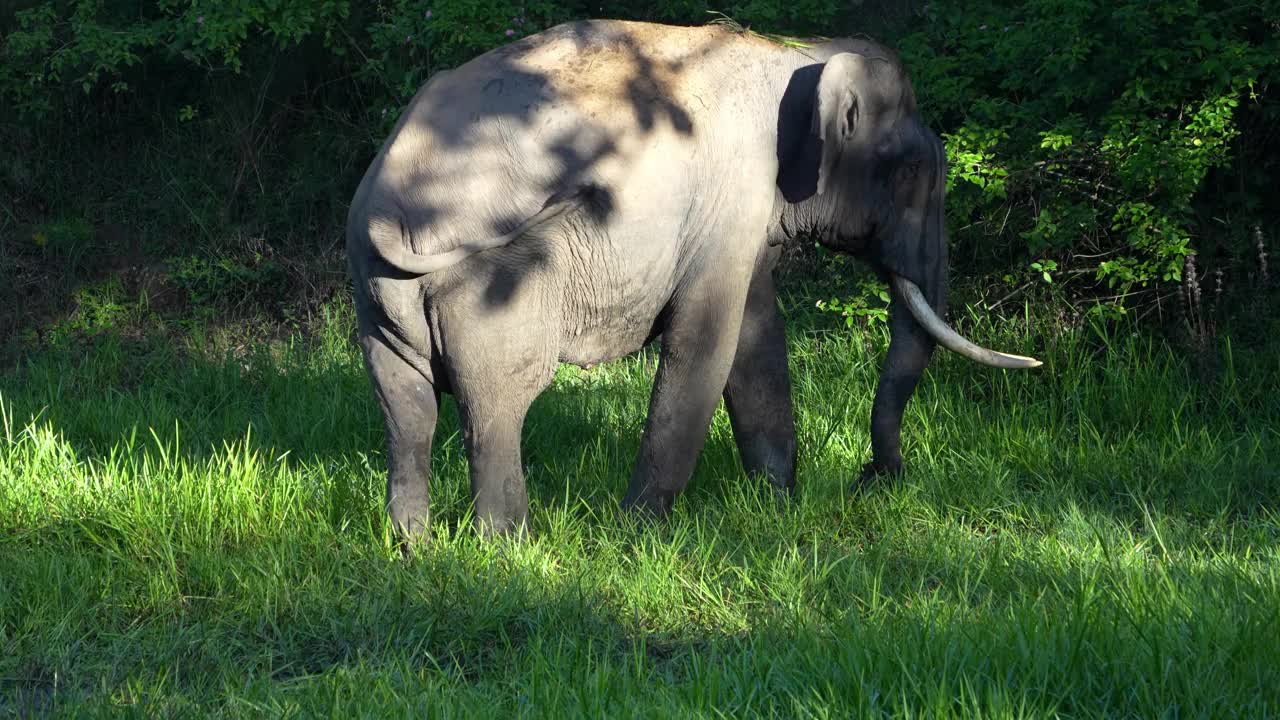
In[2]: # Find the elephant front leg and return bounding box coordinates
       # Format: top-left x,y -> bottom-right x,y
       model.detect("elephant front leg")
723,271 -> 797,496
622,283 -> 748,516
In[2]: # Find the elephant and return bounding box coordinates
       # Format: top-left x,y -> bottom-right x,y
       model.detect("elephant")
346,19 -> 1040,541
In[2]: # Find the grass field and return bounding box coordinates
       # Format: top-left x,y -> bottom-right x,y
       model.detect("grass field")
2,295 -> 1278,717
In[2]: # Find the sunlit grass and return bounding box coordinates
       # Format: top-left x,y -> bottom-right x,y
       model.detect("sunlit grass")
2,297 -> 1278,717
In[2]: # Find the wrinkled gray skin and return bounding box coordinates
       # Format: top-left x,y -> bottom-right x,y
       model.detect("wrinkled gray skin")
347,20 -> 1034,541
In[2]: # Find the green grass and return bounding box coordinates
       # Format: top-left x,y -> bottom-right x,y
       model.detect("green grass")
2,297 -> 1278,717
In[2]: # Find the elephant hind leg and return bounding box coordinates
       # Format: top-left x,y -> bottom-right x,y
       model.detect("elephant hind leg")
359,327 -> 440,547
723,270 -> 797,495
441,298 -> 558,540
451,362 -> 557,539
454,396 -> 537,539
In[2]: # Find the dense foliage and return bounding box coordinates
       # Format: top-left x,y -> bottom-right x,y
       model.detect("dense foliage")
2,0 -> 1278,335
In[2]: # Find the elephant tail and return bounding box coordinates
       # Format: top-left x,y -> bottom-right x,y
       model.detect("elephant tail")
366,183 -> 610,276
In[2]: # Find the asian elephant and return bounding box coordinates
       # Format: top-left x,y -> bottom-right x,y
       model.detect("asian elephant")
346,19 -> 1040,541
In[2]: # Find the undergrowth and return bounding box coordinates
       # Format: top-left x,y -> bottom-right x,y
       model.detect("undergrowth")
1,296 -> 1277,717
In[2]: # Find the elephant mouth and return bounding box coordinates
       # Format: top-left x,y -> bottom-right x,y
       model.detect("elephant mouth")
892,275 -> 1043,369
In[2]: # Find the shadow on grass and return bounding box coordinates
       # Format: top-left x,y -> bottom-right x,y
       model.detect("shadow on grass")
4,500 -> 1277,717
4,306 -> 1280,714
1,322 -> 751,529
7,288 -> 1279,537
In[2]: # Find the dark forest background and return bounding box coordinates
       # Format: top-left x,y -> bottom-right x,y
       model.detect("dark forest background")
2,0 -> 1278,352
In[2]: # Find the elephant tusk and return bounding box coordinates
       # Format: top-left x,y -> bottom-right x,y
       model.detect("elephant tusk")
892,275 -> 1043,369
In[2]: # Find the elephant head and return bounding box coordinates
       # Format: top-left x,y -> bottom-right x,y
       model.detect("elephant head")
777,49 -> 1040,482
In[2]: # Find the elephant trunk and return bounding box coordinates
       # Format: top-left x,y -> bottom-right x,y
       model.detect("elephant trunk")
862,125 -> 1040,483
864,271 -> 940,480
864,272 -> 1043,482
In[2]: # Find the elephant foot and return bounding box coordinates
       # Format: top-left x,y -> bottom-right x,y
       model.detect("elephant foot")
621,485 -> 676,519
475,513 -> 533,542
764,473 -> 797,500
395,526 -> 432,560
390,507 -> 432,559
852,458 -> 904,493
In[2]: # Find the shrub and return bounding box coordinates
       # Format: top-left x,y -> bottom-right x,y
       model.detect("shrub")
2,0 -> 1277,327
169,252 -> 287,310
899,0 -> 1279,307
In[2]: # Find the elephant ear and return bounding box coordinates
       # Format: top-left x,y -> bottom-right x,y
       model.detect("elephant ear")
812,53 -> 874,195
